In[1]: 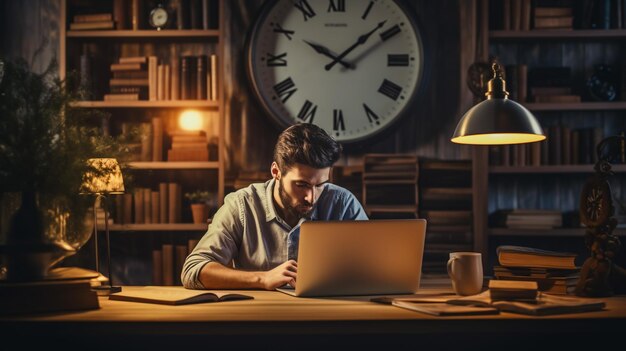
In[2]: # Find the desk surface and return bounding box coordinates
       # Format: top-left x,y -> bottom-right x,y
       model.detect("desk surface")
2,279 -> 626,349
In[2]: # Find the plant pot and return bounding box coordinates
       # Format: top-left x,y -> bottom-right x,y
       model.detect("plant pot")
0,192 -> 87,282
190,204 -> 209,224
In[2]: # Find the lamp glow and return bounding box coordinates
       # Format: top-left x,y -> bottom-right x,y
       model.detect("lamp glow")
179,110 -> 203,131
452,63 -> 545,145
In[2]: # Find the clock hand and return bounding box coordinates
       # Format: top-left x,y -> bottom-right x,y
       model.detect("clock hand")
303,40 -> 354,69
325,20 -> 386,71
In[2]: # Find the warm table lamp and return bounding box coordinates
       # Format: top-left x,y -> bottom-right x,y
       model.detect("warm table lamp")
81,158 -> 124,295
452,62 -> 545,145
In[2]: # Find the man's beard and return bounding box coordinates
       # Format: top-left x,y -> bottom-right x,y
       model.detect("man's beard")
278,178 -> 314,219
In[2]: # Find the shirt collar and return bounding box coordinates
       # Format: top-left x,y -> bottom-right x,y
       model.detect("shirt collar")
263,178 -> 325,223
264,178 -> 278,222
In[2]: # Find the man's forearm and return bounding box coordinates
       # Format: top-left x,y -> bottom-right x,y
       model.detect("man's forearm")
199,261 -> 266,289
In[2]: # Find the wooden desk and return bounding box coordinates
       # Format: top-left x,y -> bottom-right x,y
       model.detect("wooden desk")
2,282 -> 625,350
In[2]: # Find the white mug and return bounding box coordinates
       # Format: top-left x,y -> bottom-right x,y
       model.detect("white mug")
447,252 -> 483,296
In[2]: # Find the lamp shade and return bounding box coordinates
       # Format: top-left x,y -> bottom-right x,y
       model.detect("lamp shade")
451,63 -> 545,145
81,158 -> 125,194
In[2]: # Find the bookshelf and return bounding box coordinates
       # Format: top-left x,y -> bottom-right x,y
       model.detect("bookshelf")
60,0 -> 225,285
472,0 -> 626,270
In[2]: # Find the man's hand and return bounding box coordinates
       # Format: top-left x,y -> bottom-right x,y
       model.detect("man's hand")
261,260 -> 297,290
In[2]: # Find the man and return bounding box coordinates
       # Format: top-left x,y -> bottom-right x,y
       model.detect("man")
182,123 -> 368,290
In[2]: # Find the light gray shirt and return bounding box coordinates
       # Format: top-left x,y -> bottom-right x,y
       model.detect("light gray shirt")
181,179 -> 368,289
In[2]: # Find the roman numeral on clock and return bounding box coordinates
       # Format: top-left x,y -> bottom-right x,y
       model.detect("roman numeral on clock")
266,52 -> 287,67
328,0 -> 345,12
272,22 -> 295,40
294,0 -> 316,21
363,103 -> 380,124
297,100 -> 317,123
273,77 -> 297,103
380,24 -> 401,41
378,79 -> 402,101
333,109 -> 345,131
362,1 -> 374,20
387,54 -> 409,67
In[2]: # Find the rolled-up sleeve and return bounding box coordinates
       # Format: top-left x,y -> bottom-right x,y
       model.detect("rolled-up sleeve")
181,193 -> 244,289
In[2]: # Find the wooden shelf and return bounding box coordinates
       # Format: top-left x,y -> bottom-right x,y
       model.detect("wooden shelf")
98,223 -> 210,232
365,205 -> 418,213
126,161 -> 219,170
363,178 -> 417,185
490,164 -> 626,174
522,102 -> 626,111
71,100 -> 219,108
489,29 -> 626,40
489,228 -> 626,237
67,29 -> 220,38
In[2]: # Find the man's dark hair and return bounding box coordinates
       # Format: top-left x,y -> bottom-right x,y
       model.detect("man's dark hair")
273,123 -> 342,173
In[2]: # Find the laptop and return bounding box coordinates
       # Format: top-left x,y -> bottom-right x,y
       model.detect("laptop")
277,219 -> 426,297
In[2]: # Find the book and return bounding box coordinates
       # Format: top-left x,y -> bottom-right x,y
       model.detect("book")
110,78 -> 149,86
104,93 -> 139,101
151,191 -> 160,224
113,0 -> 127,29
69,20 -> 115,30
448,290 -> 605,316
392,300 -> 499,316
159,183 -> 169,224
497,245 -> 577,269
532,94 -> 581,103
119,56 -> 148,64
109,286 -> 253,305
535,7 -> 573,17
162,244 -> 174,286
74,13 -> 113,23
152,117 -> 164,161
534,15 -> 574,29
488,279 -> 538,301
110,62 -> 145,71
152,250 -> 163,285
0,280 -> 99,315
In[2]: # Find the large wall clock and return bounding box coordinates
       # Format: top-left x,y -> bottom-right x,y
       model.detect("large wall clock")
246,0 -> 424,143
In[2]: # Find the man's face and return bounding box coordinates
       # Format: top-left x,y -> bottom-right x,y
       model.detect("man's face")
274,163 -> 330,219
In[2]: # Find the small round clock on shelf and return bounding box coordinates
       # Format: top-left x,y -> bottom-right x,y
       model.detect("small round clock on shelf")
246,0 -> 424,143
149,2 -> 169,30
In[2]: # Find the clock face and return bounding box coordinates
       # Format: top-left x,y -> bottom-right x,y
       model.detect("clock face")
247,0 -> 424,143
150,7 -> 168,28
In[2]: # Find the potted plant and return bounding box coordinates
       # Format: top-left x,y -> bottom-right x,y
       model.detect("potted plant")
0,57 -> 127,281
184,190 -> 213,224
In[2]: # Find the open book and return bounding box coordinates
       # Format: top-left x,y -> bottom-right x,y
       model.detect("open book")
109,286 -> 253,305
392,300 -> 499,316
448,290 -> 605,316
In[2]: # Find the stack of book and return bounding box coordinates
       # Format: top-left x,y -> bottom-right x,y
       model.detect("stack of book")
503,209 -> 563,229
528,66 -> 579,103
69,12 -> 114,30
167,130 -> 209,161
533,6 -> 574,30
105,56 -> 150,101
494,245 -> 580,295
362,154 -> 418,219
